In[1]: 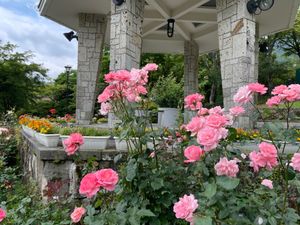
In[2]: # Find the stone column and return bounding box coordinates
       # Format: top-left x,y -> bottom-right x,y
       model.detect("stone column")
184,40 -> 199,97
76,13 -> 107,125
217,0 -> 258,128
109,0 -> 145,71
184,40 -> 199,122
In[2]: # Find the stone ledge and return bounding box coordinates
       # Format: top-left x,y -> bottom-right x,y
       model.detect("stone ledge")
21,131 -> 126,161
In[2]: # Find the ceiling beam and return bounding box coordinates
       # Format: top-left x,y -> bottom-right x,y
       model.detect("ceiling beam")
177,12 -> 217,23
145,0 -> 191,40
143,33 -> 184,41
145,0 -> 170,19
144,10 -> 217,24
143,21 -> 166,36
192,25 -> 218,40
176,22 -> 191,40
172,0 -> 210,18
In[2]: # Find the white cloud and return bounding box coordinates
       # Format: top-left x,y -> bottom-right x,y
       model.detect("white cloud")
0,5 -> 77,79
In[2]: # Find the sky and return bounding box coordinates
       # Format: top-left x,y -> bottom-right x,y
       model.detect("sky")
0,0 -> 77,79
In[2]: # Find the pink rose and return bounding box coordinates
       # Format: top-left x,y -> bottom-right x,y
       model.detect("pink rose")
205,114 -> 229,128
149,152 -> 156,158
261,179 -> 273,189
233,85 -> 253,104
266,96 -> 282,107
249,151 -> 264,172
173,194 -> 198,223
186,117 -> 205,136
208,106 -> 224,115
95,169 -> 119,191
229,106 -> 245,117
214,157 -> 239,177
291,153 -> 300,172
79,173 -> 99,198
100,102 -> 112,115
184,145 -> 204,163
142,63 -> 158,71
248,82 -> 268,95
70,207 -> 86,223
281,89 -> 299,102
184,93 -> 204,111
197,107 -> 209,116
97,87 -> 113,103
249,142 -> 278,172
63,133 -> 84,156
0,208 -> 6,222
259,142 -> 278,170
197,127 -> 222,151
271,85 -> 288,95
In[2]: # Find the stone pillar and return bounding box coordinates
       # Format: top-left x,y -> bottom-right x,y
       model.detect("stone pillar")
109,0 -> 145,71
76,13 -> 107,125
217,0 -> 258,128
184,40 -> 199,97
184,40 -> 199,122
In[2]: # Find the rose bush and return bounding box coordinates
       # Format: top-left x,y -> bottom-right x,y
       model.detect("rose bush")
72,65 -> 300,225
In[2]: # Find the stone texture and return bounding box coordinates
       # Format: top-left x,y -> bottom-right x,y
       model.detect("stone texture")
20,131 -> 126,201
76,13 -> 107,125
184,40 -> 199,122
109,0 -> 145,71
217,0 -> 258,128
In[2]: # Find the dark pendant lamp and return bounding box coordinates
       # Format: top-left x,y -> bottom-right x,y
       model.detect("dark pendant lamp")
167,18 -> 175,38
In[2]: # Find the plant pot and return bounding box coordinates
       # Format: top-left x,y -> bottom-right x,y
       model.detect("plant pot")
158,107 -> 179,128
60,135 -> 109,150
114,137 -> 139,152
134,109 -> 147,117
22,125 -> 36,137
36,132 -> 60,147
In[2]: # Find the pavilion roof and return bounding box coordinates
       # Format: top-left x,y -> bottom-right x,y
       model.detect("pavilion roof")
39,0 -> 300,54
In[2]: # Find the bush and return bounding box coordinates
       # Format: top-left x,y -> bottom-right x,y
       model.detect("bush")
59,127 -> 110,136
150,75 -> 183,108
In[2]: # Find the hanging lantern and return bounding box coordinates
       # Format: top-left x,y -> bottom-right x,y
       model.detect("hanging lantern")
167,18 -> 175,38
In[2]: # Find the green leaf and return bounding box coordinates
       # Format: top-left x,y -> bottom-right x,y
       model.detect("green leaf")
286,167 -> 296,181
194,216 -> 212,225
126,158 -> 137,182
136,209 -> 155,217
151,178 -> 164,190
216,176 -> 240,190
268,217 -> 277,225
203,182 -> 217,199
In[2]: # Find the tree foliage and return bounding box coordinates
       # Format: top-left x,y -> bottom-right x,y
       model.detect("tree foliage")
278,11 -> 300,58
0,42 -> 47,113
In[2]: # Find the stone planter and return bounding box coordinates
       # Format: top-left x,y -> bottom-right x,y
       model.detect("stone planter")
114,137 -> 139,151
22,125 -> 36,137
60,135 -> 109,150
158,107 -> 179,128
35,132 -> 60,147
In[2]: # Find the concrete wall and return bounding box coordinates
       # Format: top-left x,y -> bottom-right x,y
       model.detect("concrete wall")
20,131 -> 125,200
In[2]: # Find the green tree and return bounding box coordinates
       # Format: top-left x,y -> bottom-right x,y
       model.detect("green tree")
278,11 -> 300,58
0,42 -> 47,113
198,52 -> 222,106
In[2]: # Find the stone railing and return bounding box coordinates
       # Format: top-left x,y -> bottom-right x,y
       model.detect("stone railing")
20,131 -> 125,201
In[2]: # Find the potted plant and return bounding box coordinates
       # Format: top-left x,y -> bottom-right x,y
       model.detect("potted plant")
35,126 -> 60,147
60,127 -> 110,150
150,75 -> 183,128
